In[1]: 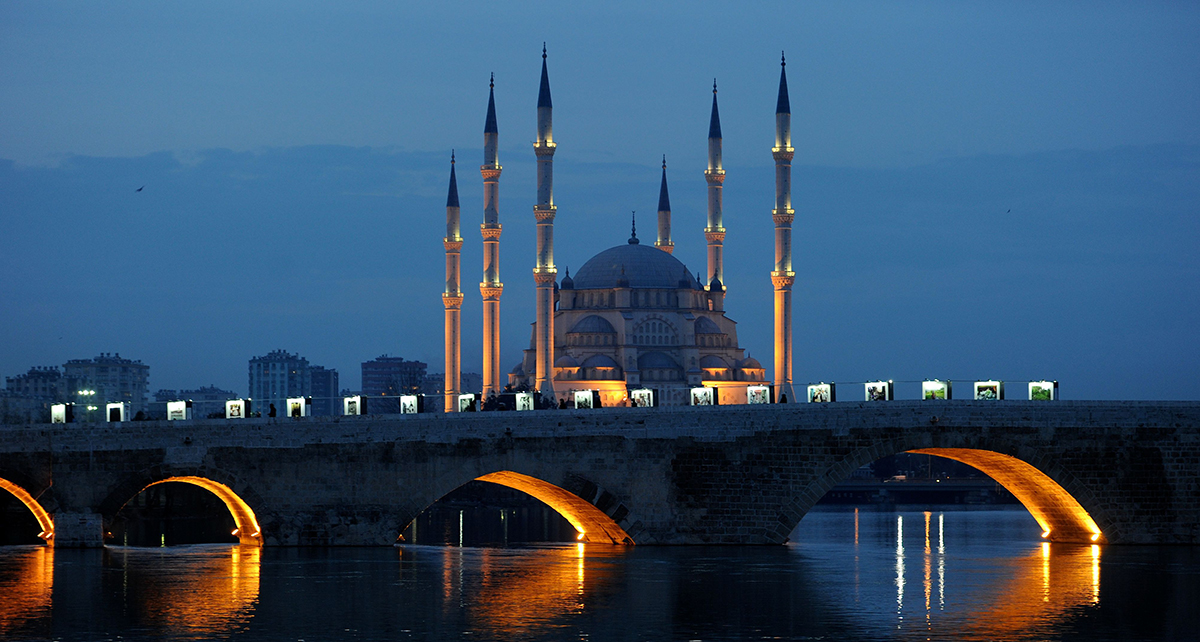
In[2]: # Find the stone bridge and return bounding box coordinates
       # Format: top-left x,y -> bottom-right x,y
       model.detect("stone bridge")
1,400 -> 1197,547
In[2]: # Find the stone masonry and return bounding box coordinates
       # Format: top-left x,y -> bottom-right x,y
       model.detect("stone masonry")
0,400 -> 1197,546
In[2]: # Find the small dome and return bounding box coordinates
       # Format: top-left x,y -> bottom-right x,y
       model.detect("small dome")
569,315 -> 616,334
637,351 -> 679,370
554,355 -> 580,368
737,356 -> 763,370
561,267 -> 574,289
694,317 -> 722,334
580,354 -> 620,369
510,363 -> 525,376
699,355 -> 730,369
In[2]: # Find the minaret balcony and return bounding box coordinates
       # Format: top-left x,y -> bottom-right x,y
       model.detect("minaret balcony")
771,272 -> 796,289
772,148 -> 795,161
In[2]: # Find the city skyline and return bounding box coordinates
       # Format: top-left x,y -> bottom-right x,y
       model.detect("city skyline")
2,3 -> 1198,399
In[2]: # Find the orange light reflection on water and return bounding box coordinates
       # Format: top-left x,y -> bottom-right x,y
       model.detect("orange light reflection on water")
0,546 -> 53,635
422,543 -> 623,637
109,545 -> 260,639
954,542 -> 1102,640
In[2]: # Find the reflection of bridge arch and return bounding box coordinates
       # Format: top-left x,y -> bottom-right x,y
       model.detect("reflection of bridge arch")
414,470 -> 634,545
104,545 -> 260,635
0,477 -> 54,545
792,440 -> 1106,544
99,468 -> 263,546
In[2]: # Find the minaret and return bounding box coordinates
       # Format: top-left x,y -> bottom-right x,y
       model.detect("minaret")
443,152 -> 463,411
705,80 -> 726,301
772,53 -> 797,403
532,44 -> 558,401
655,155 -> 674,254
481,74 -> 503,397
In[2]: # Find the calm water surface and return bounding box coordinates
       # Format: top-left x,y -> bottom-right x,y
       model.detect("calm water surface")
1,509 -> 1197,641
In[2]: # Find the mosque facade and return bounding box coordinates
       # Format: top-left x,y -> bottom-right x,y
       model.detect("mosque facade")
444,48 -> 794,408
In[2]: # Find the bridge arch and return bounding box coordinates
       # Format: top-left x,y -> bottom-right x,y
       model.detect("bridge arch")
787,438 -> 1108,545
99,468 -> 264,546
411,470 -> 634,545
0,477 -> 54,545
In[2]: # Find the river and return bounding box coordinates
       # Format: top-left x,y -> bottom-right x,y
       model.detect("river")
0,508 -> 1196,641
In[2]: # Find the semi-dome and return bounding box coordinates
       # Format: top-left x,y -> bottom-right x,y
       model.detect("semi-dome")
694,317 -> 723,334
554,355 -> 580,368
637,351 -> 680,370
572,243 -> 701,290
736,356 -> 763,370
580,354 -> 620,369
569,315 -> 616,334
699,355 -> 730,369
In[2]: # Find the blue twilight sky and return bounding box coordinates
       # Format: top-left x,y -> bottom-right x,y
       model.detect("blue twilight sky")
1,1 -> 1198,399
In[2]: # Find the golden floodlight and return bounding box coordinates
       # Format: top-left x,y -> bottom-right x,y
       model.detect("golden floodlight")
0,478 -> 54,545
146,477 -> 263,546
475,471 -> 633,545
909,448 -> 1105,544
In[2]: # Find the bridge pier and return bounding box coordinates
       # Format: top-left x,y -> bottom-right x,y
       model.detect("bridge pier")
265,507 -> 406,546
51,512 -> 104,547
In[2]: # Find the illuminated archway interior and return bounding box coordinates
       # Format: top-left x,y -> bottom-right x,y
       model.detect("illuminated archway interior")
474,471 -> 633,545
907,448 -> 1105,544
0,478 -> 54,545
142,477 -> 263,546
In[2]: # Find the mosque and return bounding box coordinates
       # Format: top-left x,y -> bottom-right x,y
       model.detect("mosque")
441,47 -> 797,409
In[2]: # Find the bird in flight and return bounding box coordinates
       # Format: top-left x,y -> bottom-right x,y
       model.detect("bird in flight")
136,186 -> 144,192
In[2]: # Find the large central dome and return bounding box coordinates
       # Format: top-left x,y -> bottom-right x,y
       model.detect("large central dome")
571,242 -> 701,290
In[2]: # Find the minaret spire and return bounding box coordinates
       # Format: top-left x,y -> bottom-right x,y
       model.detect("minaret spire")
532,44 -> 558,401
655,155 -> 674,253
705,78 -> 727,311
772,51 -> 797,402
481,74 -> 504,398
443,151 -> 464,411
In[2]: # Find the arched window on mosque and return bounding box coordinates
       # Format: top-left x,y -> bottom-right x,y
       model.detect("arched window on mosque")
633,319 -> 677,347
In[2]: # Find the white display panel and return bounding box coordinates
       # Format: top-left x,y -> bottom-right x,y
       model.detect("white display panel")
573,390 -> 598,409
167,401 -> 192,421
1028,381 -> 1058,401
807,384 -> 834,403
865,381 -> 893,401
106,402 -> 128,422
922,380 -> 951,400
51,404 -> 71,424
747,385 -> 772,405
343,396 -> 366,416
630,388 -> 658,408
974,381 -> 1004,400
287,397 -> 311,418
689,387 -> 716,406
457,394 -> 477,412
225,399 -> 250,419
400,395 -> 423,414
513,392 -> 534,411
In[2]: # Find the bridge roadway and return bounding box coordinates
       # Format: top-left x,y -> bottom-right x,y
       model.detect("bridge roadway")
0,400 -> 1197,547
